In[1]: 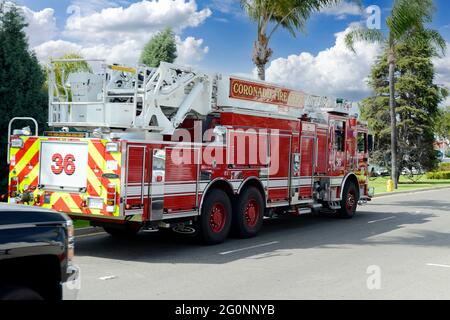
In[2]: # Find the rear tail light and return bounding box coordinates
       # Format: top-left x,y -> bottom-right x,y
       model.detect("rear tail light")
106,184 -> 116,212
10,177 -> 19,197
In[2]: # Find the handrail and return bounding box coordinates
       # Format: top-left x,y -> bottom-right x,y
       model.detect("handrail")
7,117 -> 39,164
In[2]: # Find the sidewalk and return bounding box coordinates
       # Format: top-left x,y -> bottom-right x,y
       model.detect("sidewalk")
374,185 -> 450,198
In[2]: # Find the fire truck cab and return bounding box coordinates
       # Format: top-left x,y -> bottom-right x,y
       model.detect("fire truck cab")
7,60 -> 373,244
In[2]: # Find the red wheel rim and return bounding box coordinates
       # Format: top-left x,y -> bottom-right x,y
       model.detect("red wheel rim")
346,190 -> 356,212
210,202 -> 226,233
245,199 -> 259,228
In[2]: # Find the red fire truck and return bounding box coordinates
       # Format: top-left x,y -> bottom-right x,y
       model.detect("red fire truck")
7,60 -> 373,244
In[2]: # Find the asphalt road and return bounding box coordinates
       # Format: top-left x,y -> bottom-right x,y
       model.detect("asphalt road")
75,188 -> 450,300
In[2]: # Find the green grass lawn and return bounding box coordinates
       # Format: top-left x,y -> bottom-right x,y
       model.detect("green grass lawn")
369,176 -> 450,195
73,220 -> 90,228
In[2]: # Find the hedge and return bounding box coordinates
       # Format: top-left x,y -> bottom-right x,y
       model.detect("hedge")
438,163 -> 450,172
426,171 -> 450,179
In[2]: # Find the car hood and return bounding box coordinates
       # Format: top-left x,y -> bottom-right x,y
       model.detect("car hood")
0,204 -> 70,226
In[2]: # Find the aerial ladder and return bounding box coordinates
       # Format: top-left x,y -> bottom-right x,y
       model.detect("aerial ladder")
46,59 -> 355,137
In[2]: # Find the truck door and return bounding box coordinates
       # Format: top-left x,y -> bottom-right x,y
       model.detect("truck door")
268,133 -> 291,204
149,148 -> 166,222
291,122 -> 316,204
163,146 -> 201,215
329,118 -> 346,175
124,145 -> 147,215
346,118 -> 358,171
356,129 -> 369,195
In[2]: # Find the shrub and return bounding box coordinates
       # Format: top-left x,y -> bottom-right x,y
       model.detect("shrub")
426,171 -> 450,179
438,163 -> 450,172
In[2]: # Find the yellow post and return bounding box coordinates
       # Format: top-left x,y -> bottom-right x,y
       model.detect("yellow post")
386,179 -> 394,193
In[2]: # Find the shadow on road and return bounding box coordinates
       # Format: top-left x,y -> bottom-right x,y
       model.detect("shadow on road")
75,207 -> 447,264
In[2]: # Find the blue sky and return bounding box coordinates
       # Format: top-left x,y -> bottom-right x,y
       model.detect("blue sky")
12,0 -> 450,102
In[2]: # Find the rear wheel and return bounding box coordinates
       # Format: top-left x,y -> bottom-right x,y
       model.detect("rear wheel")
338,182 -> 358,219
232,187 -> 264,238
198,189 -> 232,245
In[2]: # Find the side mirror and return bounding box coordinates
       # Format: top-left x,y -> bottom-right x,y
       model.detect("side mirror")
368,134 -> 374,152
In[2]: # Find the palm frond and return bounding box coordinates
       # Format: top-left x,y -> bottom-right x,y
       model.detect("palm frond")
422,29 -> 447,57
265,0 -> 362,39
345,28 -> 385,52
397,28 -> 446,58
388,0 -> 435,43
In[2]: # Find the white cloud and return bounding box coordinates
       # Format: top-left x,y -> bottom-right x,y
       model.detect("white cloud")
320,1 -> 363,20
34,36 -> 209,66
64,0 -> 211,43
265,25 -> 382,101
3,2 -> 58,47
29,0 -> 211,66
175,36 -> 209,65
70,0 -> 129,14
34,40 -> 83,61
210,0 -> 240,15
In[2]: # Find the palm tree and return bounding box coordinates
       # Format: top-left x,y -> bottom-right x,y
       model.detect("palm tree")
46,53 -> 91,99
241,0 -> 361,80
345,0 -> 446,189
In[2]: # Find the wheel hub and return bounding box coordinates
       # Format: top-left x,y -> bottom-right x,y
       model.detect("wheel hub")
346,191 -> 356,211
245,199 -> 259,227
210,203 -> 226,233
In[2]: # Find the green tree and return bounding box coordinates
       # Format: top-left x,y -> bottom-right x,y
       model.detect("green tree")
140,28 -> 177,67
346,0 -> 446,187
361,41 -> 446,177
435,106 -> 450,140
0,5 -> 48,197
241,0 -> 361,80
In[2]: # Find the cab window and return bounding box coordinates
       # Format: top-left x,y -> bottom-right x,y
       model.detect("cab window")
358,132 -> 367,153
334,121 -> 345,152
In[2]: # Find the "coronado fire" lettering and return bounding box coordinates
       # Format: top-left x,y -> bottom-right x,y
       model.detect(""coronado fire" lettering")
229,78 -> 304,108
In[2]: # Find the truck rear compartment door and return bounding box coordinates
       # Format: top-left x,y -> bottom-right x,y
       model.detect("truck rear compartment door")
124,145 -> 147,215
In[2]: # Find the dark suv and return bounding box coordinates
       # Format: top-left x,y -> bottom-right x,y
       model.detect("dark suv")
0,204 -> 79,300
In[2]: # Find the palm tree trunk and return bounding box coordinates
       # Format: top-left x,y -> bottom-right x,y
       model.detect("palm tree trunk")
256,64 -> 266,81
253,34 -> 272,81
388,51 -> 398,189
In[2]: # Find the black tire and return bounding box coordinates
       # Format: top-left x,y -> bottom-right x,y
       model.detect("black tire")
198,189 -> 232,245
103,224 -> 141,238
232,187 -> 264,238
338,182 -> 358,219
0,286 -> 43,300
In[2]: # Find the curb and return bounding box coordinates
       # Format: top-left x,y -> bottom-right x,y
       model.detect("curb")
373,185 -> 450,198
74,226 -> 103,237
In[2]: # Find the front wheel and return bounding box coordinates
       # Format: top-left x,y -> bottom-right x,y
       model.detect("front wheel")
197,189 -> 232,245
338,182 -> 358,219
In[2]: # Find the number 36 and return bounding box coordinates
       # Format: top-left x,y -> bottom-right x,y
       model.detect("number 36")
51,153 -> 76,175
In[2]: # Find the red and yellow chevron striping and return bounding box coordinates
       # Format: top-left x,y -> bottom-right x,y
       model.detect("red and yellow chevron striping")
8,136 -> 122,218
